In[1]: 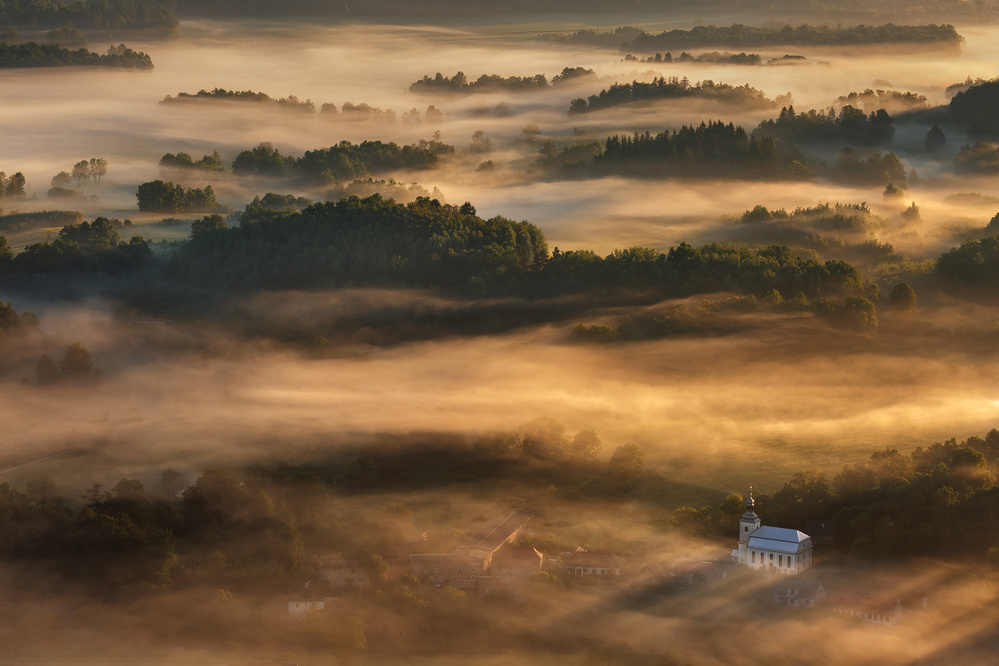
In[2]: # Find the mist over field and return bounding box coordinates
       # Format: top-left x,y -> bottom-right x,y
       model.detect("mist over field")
2,17 -> 998,254
2,6 -> 999,665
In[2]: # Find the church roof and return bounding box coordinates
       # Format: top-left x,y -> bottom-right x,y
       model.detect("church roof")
748,525 -> 812,554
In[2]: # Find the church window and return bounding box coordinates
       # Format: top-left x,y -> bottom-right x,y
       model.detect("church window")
744,526 -> 748,532
752,552 -> 756,564
779,555 -> 783,567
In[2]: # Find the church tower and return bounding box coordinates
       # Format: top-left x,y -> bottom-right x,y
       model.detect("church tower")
737,487 -> 761,564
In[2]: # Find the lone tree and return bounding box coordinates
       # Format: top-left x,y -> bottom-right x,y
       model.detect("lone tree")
888,282 -> 918,312
59,342 -> 94,377
608,442 -> 646,475
72,160 -> 90,187
89,157 -> 108,184
924,124 -> 946,152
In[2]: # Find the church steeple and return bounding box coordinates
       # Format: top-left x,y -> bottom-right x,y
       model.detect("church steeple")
738,486 -> 761,552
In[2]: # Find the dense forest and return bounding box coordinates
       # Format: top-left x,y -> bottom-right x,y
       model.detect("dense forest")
674,429 -> 999,563
568,76 -> 789,114
229,141 -> 440,184
754,105 -> 896,146
169,196 -> 548,291
0,0 -> 176,32
591,122 -> 779,178
136,181 -> 229,214
949,78 -> 999,138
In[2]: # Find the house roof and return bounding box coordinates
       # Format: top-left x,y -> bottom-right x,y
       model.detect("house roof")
748,525 -> 812,554
564,550 -> 625,569
453,509 -> 533,560
491,543 -> 543,567
832,594 -> 903,616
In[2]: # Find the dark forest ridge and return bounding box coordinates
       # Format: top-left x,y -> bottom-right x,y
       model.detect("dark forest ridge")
0,42 -> 152,69
545,23 -> 963,50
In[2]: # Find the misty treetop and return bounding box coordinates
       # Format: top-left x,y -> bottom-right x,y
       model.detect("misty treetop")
161,88 -> 315,113
231,140 -> 440,185
542,242 -> 863,303
326,178 -> 439,204
833,148 -> 908,187
0,42 -> 152,69
935,235 -> 999,296
954,143 -> 999,173
136,180 -> 230,214
568,76 -> 789,115
0,171 -> 27,199
755,105 -> 896,146
623,51 -> 767,66
591,121 -> 779,178
949,78 -> 999,139
171,195 -> 549,291
160,151 -> 225,172
321,101 -> 400,122
835,88 -> 928,113
409,67 -> 595,94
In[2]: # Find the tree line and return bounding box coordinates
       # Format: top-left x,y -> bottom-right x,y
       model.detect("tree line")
0,0 -> 177,33
591,122 -> 779,178
754,105 -> 895,146
136,181 -> 229,214
672,428 -> 999,563
161,88 -> 315,113
229,140 -> 440,185
0,42 -> 153,69
623,51 -> 767,65
409,67 -> 594,94
623,22 -> 963,51
169,195 -> 548,291
0,216 -> 151,277
568,76 -> 789,114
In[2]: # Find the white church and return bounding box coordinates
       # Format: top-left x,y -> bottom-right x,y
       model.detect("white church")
732,488 -> 813,574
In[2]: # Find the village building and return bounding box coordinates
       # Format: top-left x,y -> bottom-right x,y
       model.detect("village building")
732,488 -> 813,574
562,546 -> 625,578
287,598 -> 333,618
772,577 -> 826,608
409,509 -> 533,591
671,559 -> 723,588
834,597 -> 904,625
478,542 -> 544,599
319,560 -> 370,588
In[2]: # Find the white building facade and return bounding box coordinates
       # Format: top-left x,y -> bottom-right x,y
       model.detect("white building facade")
733,489 -> 813,575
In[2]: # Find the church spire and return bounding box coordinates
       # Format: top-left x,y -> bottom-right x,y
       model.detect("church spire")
746,485 -> 755,510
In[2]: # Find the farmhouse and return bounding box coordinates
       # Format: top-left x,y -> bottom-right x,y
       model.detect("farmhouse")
409,509 -> 533,590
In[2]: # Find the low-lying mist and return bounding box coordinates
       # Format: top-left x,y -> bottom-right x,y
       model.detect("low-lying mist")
1,290 -> 995,499
1,13 -> 999,664
1,18 -> 996,260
